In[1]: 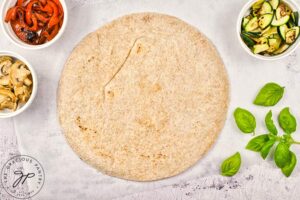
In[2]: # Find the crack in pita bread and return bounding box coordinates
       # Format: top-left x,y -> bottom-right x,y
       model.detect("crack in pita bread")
102,36 -> 144,101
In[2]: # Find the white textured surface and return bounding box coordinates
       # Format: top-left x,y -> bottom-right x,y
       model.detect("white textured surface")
0,0 -> 300,199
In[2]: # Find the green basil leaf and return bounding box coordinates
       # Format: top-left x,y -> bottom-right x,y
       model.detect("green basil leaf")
260,139 -> 276,159
278,107 -> 297,134
265,110 -> 278,135
234,108 -> 256,133
274,142 -> 291,168
221,152 -> 241,177
246,134 -> 269,152
281,151 -> 297,177
253,83 -> 284,106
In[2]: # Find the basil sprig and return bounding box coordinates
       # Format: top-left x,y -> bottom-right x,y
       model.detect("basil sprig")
221,152 -> 241,177
253,83 -> 284,106
221,82 -> 300,178
245,108 -> 298,177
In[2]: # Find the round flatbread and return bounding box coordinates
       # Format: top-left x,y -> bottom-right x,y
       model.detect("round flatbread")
58,13 -> 229,181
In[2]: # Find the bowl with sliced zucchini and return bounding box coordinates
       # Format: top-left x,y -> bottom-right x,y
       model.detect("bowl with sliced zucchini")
238,0 -> 300,60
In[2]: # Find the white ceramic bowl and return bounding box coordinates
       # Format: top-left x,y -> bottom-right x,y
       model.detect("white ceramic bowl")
0,0 -> 68,50
237,0 -> 300,60
0,51 -> 37,118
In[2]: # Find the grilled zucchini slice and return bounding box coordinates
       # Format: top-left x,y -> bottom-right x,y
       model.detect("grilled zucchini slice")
276,3 -> 292,19
285,27 -> 300,44
291,11 -> 299,25
273,44 -> 290,54
241,33 -> 256,47
269,0 -> 280,10
262,26 -> 278,37
258,14 -> 274,29
245,17 -> 259,31
278,24 -> 289,40
267,36 -> 282,53
253,44 -> 270,54
259,2 -> 273,15
271,15 -> 290,26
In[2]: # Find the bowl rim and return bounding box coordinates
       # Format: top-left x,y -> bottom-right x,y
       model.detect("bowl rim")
0,0 -> 68,50
0,51 -> 38,118
236,0 -> 300,60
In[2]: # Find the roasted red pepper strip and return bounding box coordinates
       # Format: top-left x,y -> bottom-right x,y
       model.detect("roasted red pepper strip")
5,7 -> 17,22
28,14 -> 38,31
16,8 -> 30,30
47,0 -> 59,28
52,0 -> 63,15
5,6 -> 26,22
10,8 -> 30,36
11,20 -> 27,42
58,14 -> 63,27
34,3 -> 53,15
42,4 -> 53,14
25,1 -> 39,25
40,29 -> 48,37
47,24 -> 59,40
35,12 -> 49,23
39,0 -> 47,6
17,0 -> 24,6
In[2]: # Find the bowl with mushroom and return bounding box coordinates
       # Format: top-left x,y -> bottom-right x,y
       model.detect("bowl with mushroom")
0,51 -> 37,118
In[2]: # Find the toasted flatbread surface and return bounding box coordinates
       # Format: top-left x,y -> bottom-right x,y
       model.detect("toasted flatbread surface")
58,13 -> 229,181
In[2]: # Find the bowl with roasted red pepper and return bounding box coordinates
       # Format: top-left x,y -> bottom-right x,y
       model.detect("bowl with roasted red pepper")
1,0 -> 67,49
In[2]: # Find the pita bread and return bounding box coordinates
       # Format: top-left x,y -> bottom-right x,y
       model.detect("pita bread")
58,13 -> 229,181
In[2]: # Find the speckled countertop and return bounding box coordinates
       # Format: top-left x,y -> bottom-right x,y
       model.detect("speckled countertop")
1,0 -> 300,199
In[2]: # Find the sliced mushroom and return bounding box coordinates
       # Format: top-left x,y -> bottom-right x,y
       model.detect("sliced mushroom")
0,93 -> 9,104
0,88 -> 18,111
10,61 -> 31,87
0,76 -> 11,86
0,86 -> 11,90
24,78 -> 32,86
0,56 -> 12,63
0,101 -> 18,111
0,89 -> 17,102
14,86 -> 31,103
0,56 -> 13,76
